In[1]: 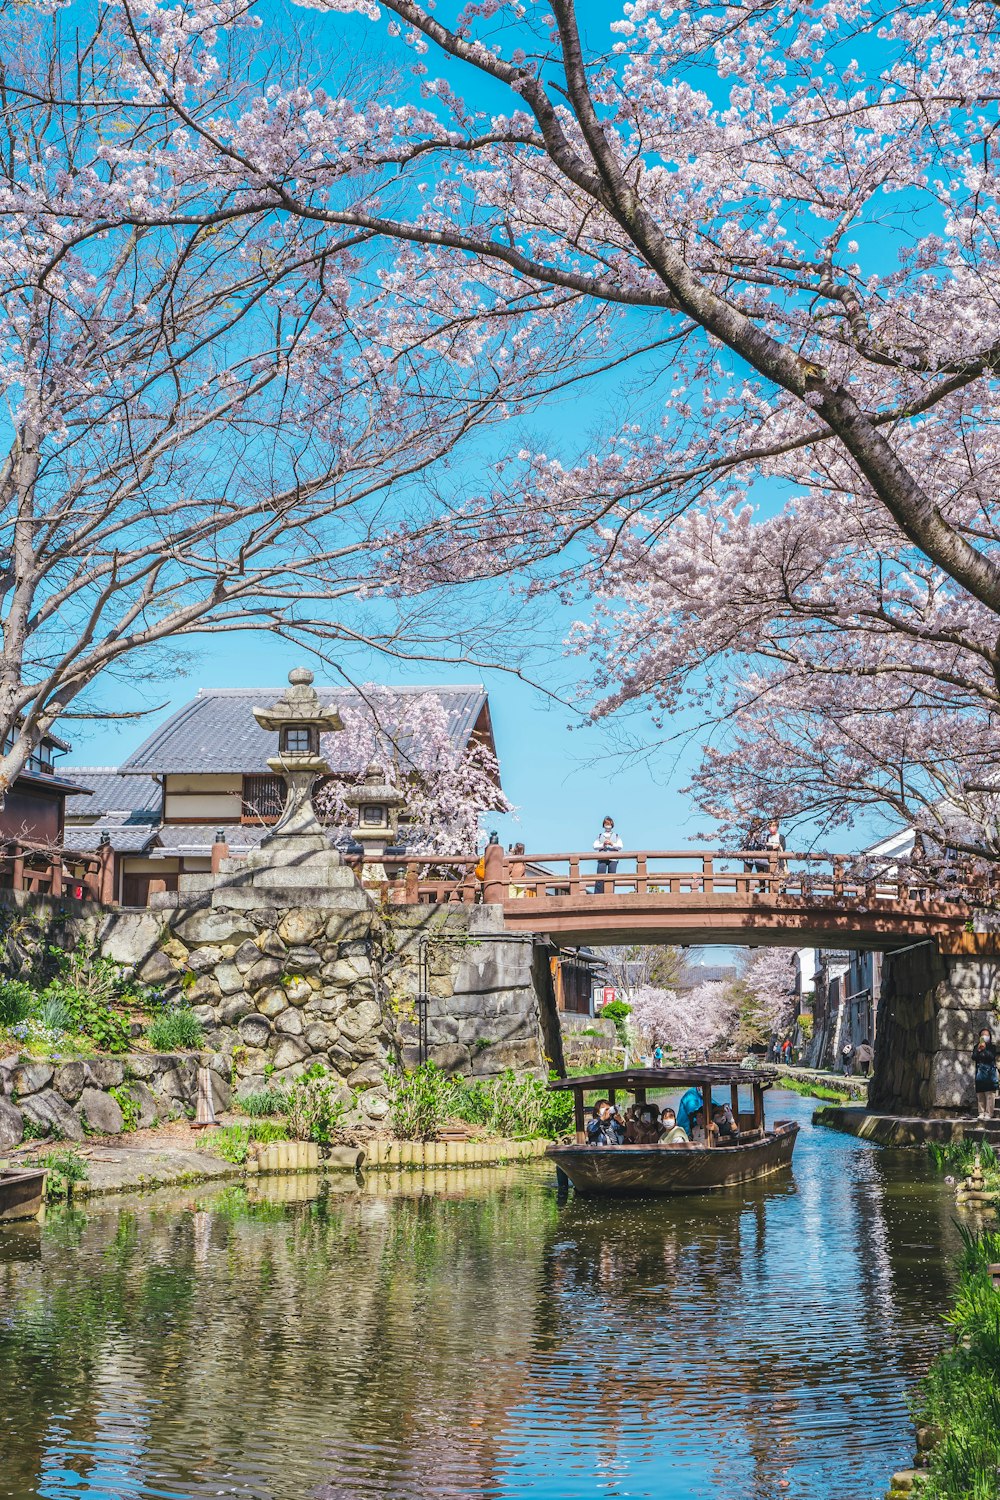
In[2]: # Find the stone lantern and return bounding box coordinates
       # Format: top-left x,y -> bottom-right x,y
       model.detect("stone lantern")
252,667 -> 343,851
343,761 -> 405,883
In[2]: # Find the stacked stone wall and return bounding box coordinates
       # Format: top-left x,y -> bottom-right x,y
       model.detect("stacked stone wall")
870,947 -> 1000,1114
0,1050 -> 230,1148
0,890 -> 558,1133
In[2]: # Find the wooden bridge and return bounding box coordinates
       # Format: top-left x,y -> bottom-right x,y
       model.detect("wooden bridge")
387,847 -> 987,952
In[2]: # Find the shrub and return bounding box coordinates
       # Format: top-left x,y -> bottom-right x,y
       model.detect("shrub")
285,1065 -> 350,1145
928,1140 -> 999,1185
34,993 -> 71,1033
110,1085 -> 141,1133
914,1224 -> 1000,1499
452,1069 -> 574,1140
41,1149 -> 88,1201
43,979 -> 131,1053
235,1087 -> 288,1118
210,1119 -> 289,1164
386,1062 -> 458,1140
600,999 -> 632,1045
0,979 -> 33,1028
145,1007 -> 204,1052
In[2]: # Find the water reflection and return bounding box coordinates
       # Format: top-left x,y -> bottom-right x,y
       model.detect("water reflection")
0,1094 -> 963,1500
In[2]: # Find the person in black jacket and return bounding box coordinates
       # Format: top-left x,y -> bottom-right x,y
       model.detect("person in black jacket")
973,1026 -> 998,1120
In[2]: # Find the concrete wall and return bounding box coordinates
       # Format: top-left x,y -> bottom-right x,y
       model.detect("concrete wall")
870,946 -> 1000,1114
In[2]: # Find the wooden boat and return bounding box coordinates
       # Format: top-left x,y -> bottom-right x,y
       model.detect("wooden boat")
546,1066 -> 798,1197
0,1167 -> 47,1222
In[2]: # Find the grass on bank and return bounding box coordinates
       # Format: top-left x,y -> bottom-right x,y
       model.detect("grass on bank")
913,1224 -> 1000,1499
928,1140 -> 1000,1188
386,1063 -> 575,1141
775,1073 -> 859,1103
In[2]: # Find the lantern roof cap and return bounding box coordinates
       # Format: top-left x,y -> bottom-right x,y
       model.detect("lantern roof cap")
252,668 -> 343,734
343,760 -> 405,809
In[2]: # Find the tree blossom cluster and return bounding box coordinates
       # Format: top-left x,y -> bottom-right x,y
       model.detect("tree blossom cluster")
629,981 -> 737,1056
11,0 -> 1000,852
314,688 -> 512,853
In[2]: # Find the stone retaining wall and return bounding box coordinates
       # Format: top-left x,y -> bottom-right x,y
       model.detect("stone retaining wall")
870,947 -> 1000,1113
0,1049 -> 228,1147
0,889 -> 559,1132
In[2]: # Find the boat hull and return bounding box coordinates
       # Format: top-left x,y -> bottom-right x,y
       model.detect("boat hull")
0,1169 -> 47,1223
547,1121 -> 799,1196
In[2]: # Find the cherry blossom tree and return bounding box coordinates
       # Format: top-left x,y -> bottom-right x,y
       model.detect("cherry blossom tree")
0,3 -> 598,805
124,0 -> 1000,855
630,981 -> 736,1057
315,687 -> 512,851
731,949 -> 798,1048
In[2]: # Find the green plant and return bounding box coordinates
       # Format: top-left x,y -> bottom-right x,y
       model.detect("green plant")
41,1148 -> 88,1201
0,979 -> 33,1028
285,1066 -> 350,1145
912,1225 -> 1000,1498
451,1069 -> 574,1139
928,1139 -> 1000,1185
386,1061 -> 458,1140
234,1086 -> 288,1118
110,1085 -> 141,1133
210,1119 -> 289,1164
600,999 -> 632,1045
43,978 -> 131,1052
22,1116 -> 48,1141
144,1007 -> 204,1052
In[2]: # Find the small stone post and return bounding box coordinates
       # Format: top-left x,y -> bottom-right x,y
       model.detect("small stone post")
211,830 -> 229,874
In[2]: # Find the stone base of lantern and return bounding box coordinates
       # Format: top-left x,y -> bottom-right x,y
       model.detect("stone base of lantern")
204,841 -> 374,912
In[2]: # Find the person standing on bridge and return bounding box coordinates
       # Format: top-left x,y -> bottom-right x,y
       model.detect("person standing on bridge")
593,816 -> 623,894
973,1027 -> 998,1120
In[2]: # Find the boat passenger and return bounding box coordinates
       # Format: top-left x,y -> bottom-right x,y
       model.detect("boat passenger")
658,1107 -> 689,1145
625,1104 -> 661,1145
690,1110 -> 719,1145
586,1100 -> 625,1147
676,1087 -> 703,1137
712,1104 -> 739,1144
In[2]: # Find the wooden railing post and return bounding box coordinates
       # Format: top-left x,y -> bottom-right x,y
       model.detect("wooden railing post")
211,829 -> 229,875
12,843 -> 24,892
404,865 -> 419,903
98,837 -> 116,905
49,855 -> 63,898
833,856 -> 845,898
569,856 -> 580,897
702,855 -> 714,895
483,842 -> 505,905
636,855 -> 647,895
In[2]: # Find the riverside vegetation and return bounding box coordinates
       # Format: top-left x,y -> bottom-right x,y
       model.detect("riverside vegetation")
906,1225 -> 1000,1500
0,921 -> 204,1061
385,1062 -> 574,1141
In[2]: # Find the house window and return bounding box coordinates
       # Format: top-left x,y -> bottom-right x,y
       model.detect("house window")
242,774 -> 285,824
280,726 -> 316,756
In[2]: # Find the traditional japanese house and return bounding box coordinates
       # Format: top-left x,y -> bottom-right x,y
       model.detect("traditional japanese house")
0,729 -> 85,847
65,683 -> 499,906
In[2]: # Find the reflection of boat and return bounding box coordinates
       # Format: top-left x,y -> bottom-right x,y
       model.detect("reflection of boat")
0,1168 -> 47,1222
547,1067 -> 798,1197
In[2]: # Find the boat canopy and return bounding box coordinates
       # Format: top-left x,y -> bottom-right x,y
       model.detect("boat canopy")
547,1066 -> 776,1092
549,1065 -> 775,1146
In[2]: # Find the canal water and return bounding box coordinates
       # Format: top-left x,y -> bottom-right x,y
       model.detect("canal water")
0,1092 -> 966,1500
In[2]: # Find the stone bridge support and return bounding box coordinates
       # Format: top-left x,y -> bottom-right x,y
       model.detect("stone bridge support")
870,944 -> 1000,1114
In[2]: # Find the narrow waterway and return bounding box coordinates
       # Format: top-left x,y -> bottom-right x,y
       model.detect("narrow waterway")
0,1093 -> 964,1500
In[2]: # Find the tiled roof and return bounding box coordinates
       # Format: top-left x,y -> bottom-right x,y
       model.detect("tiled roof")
63,767 -> 161,819
119,685 -> 492,776
150,822 -> 271,858
63,823 -> 159,855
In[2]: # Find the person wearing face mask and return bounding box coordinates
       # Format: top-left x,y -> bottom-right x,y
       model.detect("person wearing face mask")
973,1027 -> 999,1120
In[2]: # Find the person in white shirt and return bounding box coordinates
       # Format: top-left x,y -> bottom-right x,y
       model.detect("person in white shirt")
593,816 -> 623,894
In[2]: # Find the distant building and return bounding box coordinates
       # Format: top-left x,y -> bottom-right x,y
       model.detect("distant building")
65,683 -> 497,906
1,727 -> 85,848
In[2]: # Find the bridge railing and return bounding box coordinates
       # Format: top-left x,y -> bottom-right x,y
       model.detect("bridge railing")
382,848 -> 990,907
0,838 -> 110,901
